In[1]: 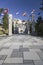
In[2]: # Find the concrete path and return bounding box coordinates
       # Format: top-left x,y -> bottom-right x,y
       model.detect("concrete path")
0,35 -> 43,65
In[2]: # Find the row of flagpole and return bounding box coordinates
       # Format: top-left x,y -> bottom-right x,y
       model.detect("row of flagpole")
15,9 -> 36,22
15,9 -> 35,16
0,8 -> 42,16
0,8 -> 41,21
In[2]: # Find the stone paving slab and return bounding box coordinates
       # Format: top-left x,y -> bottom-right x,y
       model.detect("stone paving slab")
40,49 -> 43,52
3,63 -> 34,65
3,43 -> 11,47
0,47 -> 9,52
30,45 -> 43,49
23,60 -> 34,64
0,60 -> 4,65
19,47 -> 29,52
0,49 -> 10,55
23,51 -> 41,60
0,55 -> 7,60
34,60 -> 43,65
10,45 -> 20,49
37,52 -> 43,60
4,58 -> 23,63
10,49 -> 23,58
29,49 -> 41,52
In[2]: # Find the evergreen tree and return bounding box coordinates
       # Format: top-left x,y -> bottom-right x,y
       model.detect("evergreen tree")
35,16 -> 43,36
3,14 -> 8,30
0,8 -> 3,14
39,0 -> 43,11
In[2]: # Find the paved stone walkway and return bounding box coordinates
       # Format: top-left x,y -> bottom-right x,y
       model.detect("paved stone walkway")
0,35 -> 43,65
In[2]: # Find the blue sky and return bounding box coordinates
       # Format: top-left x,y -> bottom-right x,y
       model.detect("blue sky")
0,0 -> 43,20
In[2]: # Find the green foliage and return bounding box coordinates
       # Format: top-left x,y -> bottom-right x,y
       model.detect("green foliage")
3,14 -> 8,30
0,8 -> 4,14
35,16 -> 43,36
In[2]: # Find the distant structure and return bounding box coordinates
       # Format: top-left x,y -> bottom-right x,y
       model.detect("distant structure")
13,19 -> 29,34
13,19 -> 25,34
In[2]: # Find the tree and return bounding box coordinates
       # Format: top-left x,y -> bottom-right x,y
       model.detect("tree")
0,8 -> 4,14
35,16 -> 43,36
2,14 -> 8,34
39,0 -> 43,11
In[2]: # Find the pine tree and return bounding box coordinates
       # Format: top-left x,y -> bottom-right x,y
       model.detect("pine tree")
35,16 -> 43,36
2,14 -> 8,34
40,0 -> 43,11
3,14 -> 8,30
0,8 -> 3,14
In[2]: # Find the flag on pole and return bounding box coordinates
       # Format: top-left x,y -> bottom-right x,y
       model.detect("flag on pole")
22,12 -> 27,16
1,13 -> 4,16
38,12 -> 41,15
16,12 -> 19,15
31,9 -> 35,14
3,9 -> 8,14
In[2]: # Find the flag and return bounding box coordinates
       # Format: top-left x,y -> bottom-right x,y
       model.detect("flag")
16,12 -> 19,15
38,12 -> 41,15
0,14 -> 1,16
30,14 -> 32,17
3,9 -> 8,14
22,12 -> 27,16
0,13 -> 4,16
1,13 -> 4,16
31,9 -> 35,14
